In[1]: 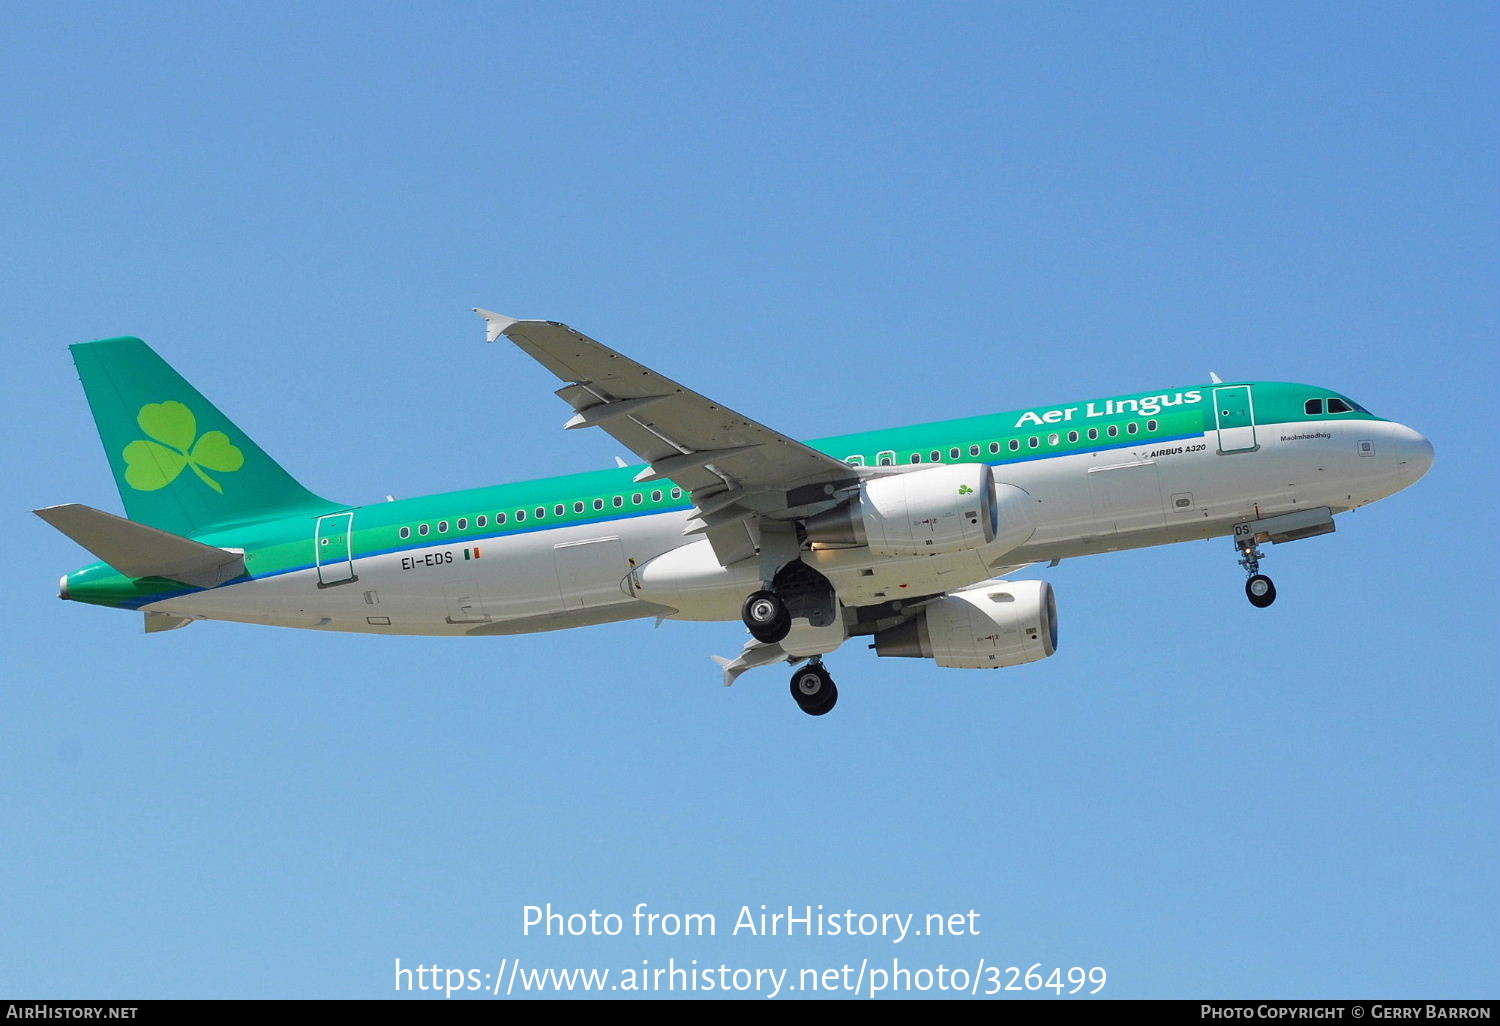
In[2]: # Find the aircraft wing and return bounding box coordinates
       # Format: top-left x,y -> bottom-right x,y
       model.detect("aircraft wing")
477,310 -> 860,564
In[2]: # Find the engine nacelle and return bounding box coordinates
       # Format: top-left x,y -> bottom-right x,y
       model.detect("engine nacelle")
873,579 -> 1057,669
806,464 -> 1000,557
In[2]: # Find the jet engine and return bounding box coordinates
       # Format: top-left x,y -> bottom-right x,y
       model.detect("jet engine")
805,464 -> 1037,559
873,579 -> 1057,669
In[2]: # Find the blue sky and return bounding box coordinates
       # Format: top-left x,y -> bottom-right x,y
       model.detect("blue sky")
2,2 -> 1495,999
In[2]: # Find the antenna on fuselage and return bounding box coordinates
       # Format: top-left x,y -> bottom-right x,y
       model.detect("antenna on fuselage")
1209,371 -> 1223,384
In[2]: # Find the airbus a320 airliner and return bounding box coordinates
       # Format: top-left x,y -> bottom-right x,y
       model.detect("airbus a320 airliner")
38,310 -> 1433,715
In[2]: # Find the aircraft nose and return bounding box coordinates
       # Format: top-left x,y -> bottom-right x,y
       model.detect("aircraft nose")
1392,423 -> 1434,487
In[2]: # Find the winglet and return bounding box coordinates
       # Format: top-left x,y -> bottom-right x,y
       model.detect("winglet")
473,308 -> 521,343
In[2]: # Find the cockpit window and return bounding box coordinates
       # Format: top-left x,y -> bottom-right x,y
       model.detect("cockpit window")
1305,398 -> 1324,416
1327,398 -> 1353,414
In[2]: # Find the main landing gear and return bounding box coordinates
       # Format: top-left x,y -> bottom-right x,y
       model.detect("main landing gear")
739,561 -> 844,714
1236,532 -> 1277,608
742,589 -> 791,644
740,561 -> 837,644
790,660 -> 838,716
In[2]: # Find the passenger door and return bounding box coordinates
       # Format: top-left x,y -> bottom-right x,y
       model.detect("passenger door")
314,512 -> 357,587
1213,385 -> 1258,454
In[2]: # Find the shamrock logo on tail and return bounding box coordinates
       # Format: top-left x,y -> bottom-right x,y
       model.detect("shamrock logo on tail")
122,401 -> 245,494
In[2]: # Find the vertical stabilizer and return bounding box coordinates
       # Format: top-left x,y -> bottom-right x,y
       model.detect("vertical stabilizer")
70,337 -> 340,536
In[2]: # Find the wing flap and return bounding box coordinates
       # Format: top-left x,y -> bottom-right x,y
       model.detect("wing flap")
711,637 -> 792,686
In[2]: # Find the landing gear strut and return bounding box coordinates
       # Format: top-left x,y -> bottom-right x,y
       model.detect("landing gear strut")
1236,532 -> 1277,608
790,660 -> 838,716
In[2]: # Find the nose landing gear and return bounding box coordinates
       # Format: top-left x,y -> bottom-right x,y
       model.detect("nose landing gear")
1235,530 -> 1277,608
1245,573 -> 1277,608
1228,506 -> 1339,608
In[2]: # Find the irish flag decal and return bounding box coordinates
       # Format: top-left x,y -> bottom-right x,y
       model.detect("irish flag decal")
463,547 -> 482,560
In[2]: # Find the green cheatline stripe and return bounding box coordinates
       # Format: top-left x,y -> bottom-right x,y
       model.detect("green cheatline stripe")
64,376 -> 1380,609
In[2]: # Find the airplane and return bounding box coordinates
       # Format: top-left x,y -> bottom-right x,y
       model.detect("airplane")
37,310 -> 1434,715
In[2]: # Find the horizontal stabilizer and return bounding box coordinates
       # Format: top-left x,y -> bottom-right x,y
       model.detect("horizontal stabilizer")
35,504 -> 246,588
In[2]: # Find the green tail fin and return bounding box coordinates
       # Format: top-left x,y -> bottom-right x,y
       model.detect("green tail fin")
71,337 -> 340,536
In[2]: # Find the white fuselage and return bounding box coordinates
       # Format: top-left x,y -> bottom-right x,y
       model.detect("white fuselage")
149,419 -> 1429,636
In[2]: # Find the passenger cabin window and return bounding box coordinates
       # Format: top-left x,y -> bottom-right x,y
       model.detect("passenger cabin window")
574,501 -> 585,513
910,453 -> 922,464
1107,425 -> 1119,437
989,442 -> 1000,454
496,512 -> 507,525
1067,431 -> 1079,443
457,517 -> 468,530
845,455 -> 865,467
1147,419 -> 1158,432
930,450 -> 941,462
1327,398 -> 1353,413
438,520 -> 449,533
877,451 -> 895,467
652,490 -> 662,502
1047,432 -> 1060,446
535,507 -> 546,519
1127,422 -> 1139,435
1088,427 -> 1099,441
1305,398 -> 1324,415
593,499 -> 604,511
555,504 -> 565,516
1009,439 -> 1020,452
670,488 -> 683,499
970,444 -> 981,457
477,515 -> 487,528
515,510 -> 526,522
1028,436 -> 1039,449
613,496 -> 623,508
418,524 -> 429,536
949,447 -> 960,459
399,527 -> 410,539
